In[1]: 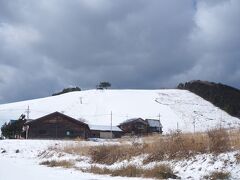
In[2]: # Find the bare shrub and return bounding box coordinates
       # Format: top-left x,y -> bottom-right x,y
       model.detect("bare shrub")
208,128 -> 230,153
40,160 -> 74,168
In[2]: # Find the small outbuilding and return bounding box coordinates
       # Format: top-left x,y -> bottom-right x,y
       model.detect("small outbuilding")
24,112 -> 90,139
118,118 -> 149,136
145,119 -> 163,134
89,125 -> 123,139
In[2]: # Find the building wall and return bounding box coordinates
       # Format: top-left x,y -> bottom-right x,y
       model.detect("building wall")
119,121 -> 148,135
28,115 -> 89,139
90,130 -> 122,138
148,127 -> 163,134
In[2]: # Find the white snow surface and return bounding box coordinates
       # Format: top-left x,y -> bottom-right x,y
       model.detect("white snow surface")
0,140 -> 150,180
0,89 -> 239,132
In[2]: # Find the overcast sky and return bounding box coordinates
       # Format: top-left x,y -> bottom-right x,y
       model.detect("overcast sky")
0,0 -> 239,103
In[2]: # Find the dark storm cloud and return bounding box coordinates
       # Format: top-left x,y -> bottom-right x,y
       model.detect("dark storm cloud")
0,0 -> 239,103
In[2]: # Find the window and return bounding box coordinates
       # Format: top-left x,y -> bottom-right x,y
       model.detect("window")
39,130 -> 47,135
66,130 -> 74,136
135,124 -> 145,129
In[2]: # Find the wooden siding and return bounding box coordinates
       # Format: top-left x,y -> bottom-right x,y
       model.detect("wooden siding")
26,112 -> 90,139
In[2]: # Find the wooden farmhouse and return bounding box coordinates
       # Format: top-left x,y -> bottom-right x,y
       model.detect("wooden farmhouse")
24,112 -> 90,139
21,111 -> 163,139
118,118 -> 149,136
89,125 -> 123,139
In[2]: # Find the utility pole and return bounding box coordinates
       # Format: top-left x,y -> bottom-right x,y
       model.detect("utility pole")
26,105 -> 30,120
158,113 -> 161,134
193,117 -> 196,134
110,111 -> 113,139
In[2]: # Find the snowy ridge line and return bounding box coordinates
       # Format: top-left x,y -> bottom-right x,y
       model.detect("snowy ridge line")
0,89 -> 239,133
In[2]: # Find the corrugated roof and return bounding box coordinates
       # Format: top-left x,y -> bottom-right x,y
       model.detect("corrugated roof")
120,118 -> 147,125
89,124 -> 122,132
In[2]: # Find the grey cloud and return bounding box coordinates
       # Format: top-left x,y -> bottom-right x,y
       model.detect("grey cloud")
0,0 -> 239,103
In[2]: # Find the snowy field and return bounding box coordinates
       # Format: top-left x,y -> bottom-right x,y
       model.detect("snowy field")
0,140 -> 150,180
1,139 -> 240,180
0,89 -> 239,133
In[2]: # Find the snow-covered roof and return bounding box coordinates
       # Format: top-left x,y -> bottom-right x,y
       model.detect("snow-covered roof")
146,119 -> 163,128
89,124 -> 122,132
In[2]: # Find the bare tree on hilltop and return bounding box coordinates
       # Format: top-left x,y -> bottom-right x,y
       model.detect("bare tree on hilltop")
97,82 -> 111,89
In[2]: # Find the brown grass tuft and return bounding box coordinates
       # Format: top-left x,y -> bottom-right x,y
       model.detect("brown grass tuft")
235,153 -> 240,164
86,164 -> 178,179
40,160 -> 75,168
89,144 -> 142,165
143,164 -> 178,179
204,171 -> 230,180
208,128 -> 230,154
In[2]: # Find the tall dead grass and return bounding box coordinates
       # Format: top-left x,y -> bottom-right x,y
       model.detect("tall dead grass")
143,131 -> 209,163
60,128 -> 239,165
208,128 -> 230,153
89,143 -> 143,164
86,164 -> 178,179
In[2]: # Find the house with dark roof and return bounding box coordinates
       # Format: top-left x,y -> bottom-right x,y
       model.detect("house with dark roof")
118,118 -> 149,136
24,112 -> 90,139
145,119 -> 163,133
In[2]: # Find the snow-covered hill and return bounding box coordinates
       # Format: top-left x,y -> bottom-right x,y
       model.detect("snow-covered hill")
0,89 -> 239,133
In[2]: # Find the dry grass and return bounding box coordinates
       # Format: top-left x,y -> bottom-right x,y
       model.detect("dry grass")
143,131 -> 209,163
87,131 -> 212,165
89,165 -> 142,177
61,145 -> 90,156
85,164 -> 178,179
143,164 -> 178,179
208,128 -> 230,153
228,129 -> 240,149
89,144 -> 142,165
40,160 -> 75,168
235,153 -> 240,164
58,128 -> 239,165
204,171 -> 231,180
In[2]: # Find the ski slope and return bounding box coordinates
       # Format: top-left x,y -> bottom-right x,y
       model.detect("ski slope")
0,89 -> 239,133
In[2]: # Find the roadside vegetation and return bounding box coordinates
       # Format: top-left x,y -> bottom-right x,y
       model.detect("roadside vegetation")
59,128 -> 240,164
84,164 -> 178,179
39,127 -> 240,179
